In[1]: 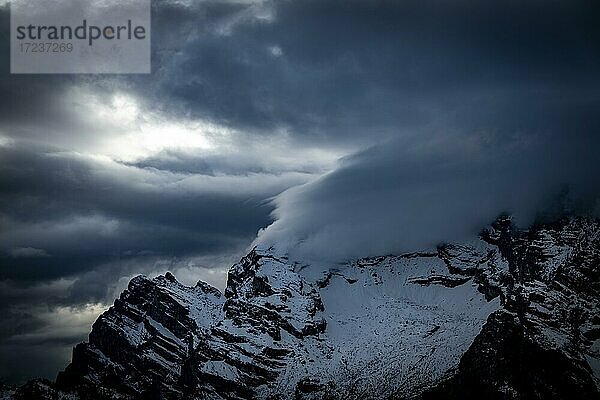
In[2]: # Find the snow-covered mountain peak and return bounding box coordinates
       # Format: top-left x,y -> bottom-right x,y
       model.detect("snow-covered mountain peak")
4,216 -> 599,399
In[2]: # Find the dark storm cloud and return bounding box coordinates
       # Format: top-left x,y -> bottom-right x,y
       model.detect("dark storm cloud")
0,7 -> 74,129
5,0 -> 597,148
0,142 -> 309,282
0,311 -> 43,342
150,0 -> 600,145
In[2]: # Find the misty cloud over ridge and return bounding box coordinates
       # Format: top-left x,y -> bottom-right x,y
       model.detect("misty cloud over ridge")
257,130 -> 600,262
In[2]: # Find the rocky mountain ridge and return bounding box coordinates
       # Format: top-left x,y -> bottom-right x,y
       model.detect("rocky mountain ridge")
2,216 -> 599,399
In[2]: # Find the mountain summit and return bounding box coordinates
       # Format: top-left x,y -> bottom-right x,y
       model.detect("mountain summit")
3,217 -> 599,399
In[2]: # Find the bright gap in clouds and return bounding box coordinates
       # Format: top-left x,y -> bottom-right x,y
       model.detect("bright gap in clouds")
68,88 -> 344,173
0,135 -> 13,147
62,87 -> 219,161
95,93 -> 217,162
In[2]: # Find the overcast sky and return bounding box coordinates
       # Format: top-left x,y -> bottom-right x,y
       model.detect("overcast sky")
1,0 -> 599,384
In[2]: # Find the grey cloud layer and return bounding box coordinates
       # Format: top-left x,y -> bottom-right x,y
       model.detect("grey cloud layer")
0,142 -> 310,282
150,0 -> 600,146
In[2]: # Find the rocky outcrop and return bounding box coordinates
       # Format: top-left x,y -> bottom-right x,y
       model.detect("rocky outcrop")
2,216 -> 599,399
56,272 -> 225,399
424,217 -> 600,400
423,310 -> 599,400
181,249 -> 327,399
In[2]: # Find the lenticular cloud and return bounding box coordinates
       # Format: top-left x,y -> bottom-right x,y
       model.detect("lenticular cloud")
255,132 -> 600,262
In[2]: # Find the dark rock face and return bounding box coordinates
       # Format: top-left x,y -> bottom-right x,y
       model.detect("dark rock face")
424,217 -> 600,400
1,217 -> 599,400
56,273 -> 225,399
423,310 -> 599,400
